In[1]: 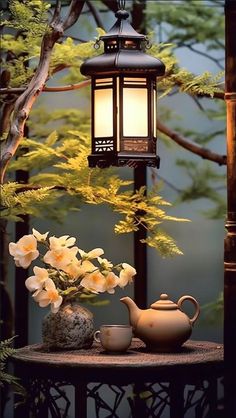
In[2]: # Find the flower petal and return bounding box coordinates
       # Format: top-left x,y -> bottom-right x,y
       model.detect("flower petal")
80,271 -> 106,293
17,251 -> 39,269
44,278 -> 56,291
25,276 -> 41,292
9,242 -> 17,256
51,296 -> 63,313
88,248 -> 104,259
32,228 -> 49,241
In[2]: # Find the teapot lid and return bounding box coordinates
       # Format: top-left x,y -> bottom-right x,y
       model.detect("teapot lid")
151,294 -> 178,310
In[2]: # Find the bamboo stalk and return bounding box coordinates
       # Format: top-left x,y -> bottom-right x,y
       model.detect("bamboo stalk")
224,0 -> 236,415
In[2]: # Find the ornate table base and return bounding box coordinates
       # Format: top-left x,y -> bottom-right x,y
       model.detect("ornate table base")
11,339 -> 224,418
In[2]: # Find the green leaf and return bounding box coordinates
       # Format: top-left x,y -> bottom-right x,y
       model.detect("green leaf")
45,130 -> 58,146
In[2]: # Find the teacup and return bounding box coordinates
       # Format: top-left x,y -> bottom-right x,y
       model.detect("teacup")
94,325 -> 132,353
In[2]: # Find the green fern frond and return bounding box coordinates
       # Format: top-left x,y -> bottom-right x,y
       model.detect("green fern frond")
0,183 -> 55,219
7,0 -> 50,36
0,336 -> 25,397
2,58 -> 35,88
0,337 -> 16,363
1,34 -> 40,57
163,68 -> 224,98
50,37 -> 95,74
141,231 -> 184,257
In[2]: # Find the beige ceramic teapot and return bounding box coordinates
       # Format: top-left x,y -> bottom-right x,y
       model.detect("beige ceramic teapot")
120,293 -> 200,352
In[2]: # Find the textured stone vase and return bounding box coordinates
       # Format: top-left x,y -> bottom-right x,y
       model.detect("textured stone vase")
42,301 -> 94,350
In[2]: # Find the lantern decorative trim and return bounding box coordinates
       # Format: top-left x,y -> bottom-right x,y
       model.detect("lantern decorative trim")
80,6 -> 165,168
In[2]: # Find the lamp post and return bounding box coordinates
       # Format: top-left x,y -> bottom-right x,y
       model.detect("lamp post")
80,1 -> 165,169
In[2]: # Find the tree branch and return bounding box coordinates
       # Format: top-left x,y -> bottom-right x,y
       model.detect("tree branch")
86,0 -> 105,30
0,101 -> 16,136
157,119 -> 227,166
150,169 -> 182,193
63,0 -> 85,30
0,0 -> 86,183
43,80 -> 90,92
15,184 -> 67,193
0,80 -> 91,95
197,90 -> 225,100
100,0 -> 117,13
182,43 -> 224,70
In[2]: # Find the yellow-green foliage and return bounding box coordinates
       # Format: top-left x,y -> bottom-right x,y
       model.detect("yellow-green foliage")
167,69 -> 224,98
3,107 -> 189,257
50,37 -> 96,76
1,34 -> 40,57
1,1 -> 97,87
1,0 -> 49,87
148,41 -> 178,74
148,42 -> 224,98
6,0 -> 50,35
0,182 -> 57,222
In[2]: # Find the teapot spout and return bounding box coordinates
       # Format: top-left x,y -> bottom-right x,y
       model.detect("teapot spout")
120,296 -> 142,328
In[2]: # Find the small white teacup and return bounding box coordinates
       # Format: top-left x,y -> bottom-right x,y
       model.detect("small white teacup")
94,325 -> 132,353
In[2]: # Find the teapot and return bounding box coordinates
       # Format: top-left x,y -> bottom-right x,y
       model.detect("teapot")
120,293 -> 200,352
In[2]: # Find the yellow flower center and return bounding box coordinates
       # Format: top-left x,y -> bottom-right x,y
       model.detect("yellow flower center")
92,274 -> 101,283
23,244 -> 34,252
55,253 -> 64,262
47,289 -> 58,301
107,276 -> 114,286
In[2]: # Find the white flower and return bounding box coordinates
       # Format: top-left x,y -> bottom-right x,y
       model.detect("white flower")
9,228 -> 136,312
104,272 -> 119,294
49,235 -> 76,250
33,278 -> 63,313
97,257 -> 113,270
78,248 -> 104,260
118,263 -> 136,288
25,266 -> 49,292
80,270 -> 107,293
43,246 -> 78,271
32,228 -> 49,242
63,260 -> 95,280
9,235 -> 39,269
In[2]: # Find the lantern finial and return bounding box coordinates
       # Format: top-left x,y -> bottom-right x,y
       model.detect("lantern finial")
117,0 -> 126,10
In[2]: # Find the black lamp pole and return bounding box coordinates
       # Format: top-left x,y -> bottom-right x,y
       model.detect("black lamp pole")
224,0 -> 236,415
132,0 -> 148,310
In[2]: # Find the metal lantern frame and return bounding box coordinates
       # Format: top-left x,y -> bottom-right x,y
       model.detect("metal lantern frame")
80,7 -> 165,168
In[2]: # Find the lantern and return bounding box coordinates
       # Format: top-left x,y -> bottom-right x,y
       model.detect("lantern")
80,5 -> 165,168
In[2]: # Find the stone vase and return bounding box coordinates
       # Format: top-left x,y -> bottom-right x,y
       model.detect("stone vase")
42,300 -> 94,350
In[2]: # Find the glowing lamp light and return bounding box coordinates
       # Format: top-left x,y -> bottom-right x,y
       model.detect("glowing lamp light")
80,5 -> 165,168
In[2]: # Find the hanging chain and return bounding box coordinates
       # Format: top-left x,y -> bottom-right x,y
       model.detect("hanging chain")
117,0 -> 126,10
94,38 -> 101,49
144,36 -> 152,49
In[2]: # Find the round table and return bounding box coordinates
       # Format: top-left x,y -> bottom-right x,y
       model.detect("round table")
11,339 -> 224,418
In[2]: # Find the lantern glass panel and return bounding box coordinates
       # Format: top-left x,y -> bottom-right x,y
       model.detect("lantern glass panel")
123,88 -> 148,137
94,88 -> 113,137
153,88 -> 157,137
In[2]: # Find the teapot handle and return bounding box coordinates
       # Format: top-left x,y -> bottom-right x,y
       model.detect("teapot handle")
177,295 -> 200,325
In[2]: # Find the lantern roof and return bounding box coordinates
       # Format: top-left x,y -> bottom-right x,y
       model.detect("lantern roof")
100,9 -> 145,40
80,9 -> 165,77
